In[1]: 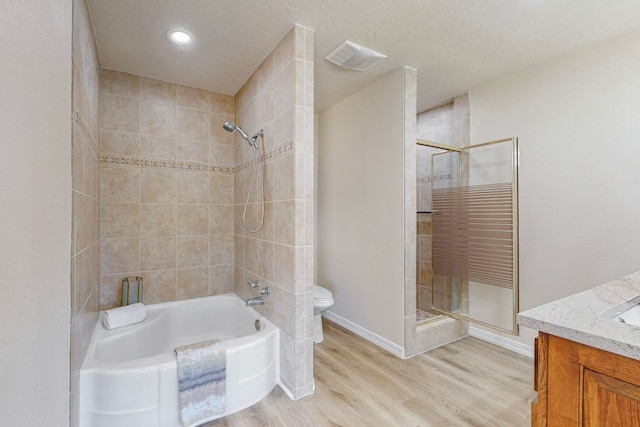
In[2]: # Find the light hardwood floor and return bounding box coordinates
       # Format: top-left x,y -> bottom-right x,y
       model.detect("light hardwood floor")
207,320 -> 534,426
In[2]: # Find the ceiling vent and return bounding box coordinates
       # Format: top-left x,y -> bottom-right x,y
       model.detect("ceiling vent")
325,41 -> 387,71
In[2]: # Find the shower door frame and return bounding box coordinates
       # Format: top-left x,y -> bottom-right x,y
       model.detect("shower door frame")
429,137 -> 520,336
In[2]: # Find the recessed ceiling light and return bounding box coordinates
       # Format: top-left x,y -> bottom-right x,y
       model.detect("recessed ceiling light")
167,29 -> 193,45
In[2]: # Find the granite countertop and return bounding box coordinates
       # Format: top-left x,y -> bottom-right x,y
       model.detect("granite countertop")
518,271 -> 640,361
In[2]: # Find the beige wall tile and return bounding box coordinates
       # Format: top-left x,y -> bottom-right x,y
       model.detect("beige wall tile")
140,236 -> 176,271
177,172 -> 209,204
140,136 -> 176,161
72,127 -> 84,191
176,139 -> 207,163
140,269 -> 176,304
100,166 -> 139,203
140,169 -> 176,203
234,236 -> 245,269
101,93 -> 139,133
272,154 -> 294,201
274,108 -> 294,148
257,82 -> 274,125
177,108 -> 209,142
101,69 -> 140,98
210,92 -> 233,115
177,85 -> 210,111
74,247 -> 92,315
101,130 -> 140,157
176,235 -> 209,268
244,237 -> 258,274
274,201 -> 295,245
177,204 -> 209,235
101,237 -> 139,275
140,101 -> 177,138
209,264 -> 234,295
100,203 -> 139,238
82,147 -> 99,199
274,61 -> 294,117
209,204 -> 234,235
210,173 -> 233,205
274,243 -> 294,292
140,77 -> 176,104
177,267 -> 209,300
209,142 -> 234,166
139,203 -> 176,237
210,234 -> 233,265
257,240 -> 275,282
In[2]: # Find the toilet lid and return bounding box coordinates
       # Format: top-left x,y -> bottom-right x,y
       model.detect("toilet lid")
313,285 -> 332,301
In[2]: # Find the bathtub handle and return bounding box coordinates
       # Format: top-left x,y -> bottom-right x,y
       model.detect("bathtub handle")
247,281 -> 259,289
259,287 -> 271,296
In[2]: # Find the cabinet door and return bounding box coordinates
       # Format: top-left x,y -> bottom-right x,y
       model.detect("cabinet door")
545,334 -> 640,426
583,369 -> 640,427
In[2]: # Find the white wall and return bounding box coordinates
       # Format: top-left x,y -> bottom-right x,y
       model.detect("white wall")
0,0 -> 72,425
318,68 -> 406,347
470,29 -> 640,346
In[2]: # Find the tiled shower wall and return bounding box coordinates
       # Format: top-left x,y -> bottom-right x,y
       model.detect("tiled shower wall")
233,24 -> 315,399
98,70 -> 235,308
406,94 -> 470,356
70,0 -> 101,425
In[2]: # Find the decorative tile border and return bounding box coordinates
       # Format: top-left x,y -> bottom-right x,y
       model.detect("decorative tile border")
417,174 -> 452,183
233,140 -> 294,173
73,108 -> 98,154
99,138 -> 294,175
100,156 -> 233,174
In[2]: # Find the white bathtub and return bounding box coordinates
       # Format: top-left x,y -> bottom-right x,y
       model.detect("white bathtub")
80,294 -> 279,427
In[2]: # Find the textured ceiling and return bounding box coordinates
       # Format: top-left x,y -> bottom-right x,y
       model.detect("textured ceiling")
87,0 -> 640,113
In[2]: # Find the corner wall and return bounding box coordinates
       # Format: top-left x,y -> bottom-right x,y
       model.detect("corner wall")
0,0 -> 72,424
470,29 -> 640,347
233,24 -> 315,399
318,67 -> 409,352
70,0 -> 101,425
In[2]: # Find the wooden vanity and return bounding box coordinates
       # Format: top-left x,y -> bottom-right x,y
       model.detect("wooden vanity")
532,332 -> 640,426
519,271 -> 640,427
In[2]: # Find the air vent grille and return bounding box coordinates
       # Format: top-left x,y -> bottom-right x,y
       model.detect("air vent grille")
325,41 -> 387,71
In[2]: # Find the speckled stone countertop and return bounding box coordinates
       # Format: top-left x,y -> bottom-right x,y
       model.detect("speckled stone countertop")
518,271 -> 640,361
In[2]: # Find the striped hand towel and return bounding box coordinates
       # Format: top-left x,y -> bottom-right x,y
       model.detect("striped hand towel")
174,339 -> 226,427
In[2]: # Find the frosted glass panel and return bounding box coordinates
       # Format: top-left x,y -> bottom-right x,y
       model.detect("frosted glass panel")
431,138 -> 518,334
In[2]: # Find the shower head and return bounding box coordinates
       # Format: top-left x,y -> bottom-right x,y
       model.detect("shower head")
223,121 -> 261,148
223,121 -> 251,141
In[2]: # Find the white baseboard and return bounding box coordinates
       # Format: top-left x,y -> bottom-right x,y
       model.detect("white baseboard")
322,310 -> 405,358
469,326 -> 534,358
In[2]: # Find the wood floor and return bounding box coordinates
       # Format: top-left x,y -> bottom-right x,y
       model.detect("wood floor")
207,319 -> 534,427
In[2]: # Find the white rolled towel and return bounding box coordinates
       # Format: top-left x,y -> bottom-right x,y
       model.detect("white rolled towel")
102,303 -> 146,330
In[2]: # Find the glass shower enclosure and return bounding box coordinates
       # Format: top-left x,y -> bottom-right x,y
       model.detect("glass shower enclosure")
429,137 -> 519,335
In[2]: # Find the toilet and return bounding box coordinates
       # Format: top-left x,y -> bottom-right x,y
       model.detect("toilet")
313,285 -> 334,343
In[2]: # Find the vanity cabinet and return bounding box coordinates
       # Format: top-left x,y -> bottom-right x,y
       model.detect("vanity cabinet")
532,332 -> 640,426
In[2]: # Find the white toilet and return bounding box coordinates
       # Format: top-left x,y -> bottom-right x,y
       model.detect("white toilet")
313,285 -> 334,343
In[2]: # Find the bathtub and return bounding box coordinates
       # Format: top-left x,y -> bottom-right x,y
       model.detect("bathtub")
79,294 -> 279,427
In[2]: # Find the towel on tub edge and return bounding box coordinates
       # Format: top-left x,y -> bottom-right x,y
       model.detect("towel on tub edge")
174,339 -> 226,427
102,303 -> 146,330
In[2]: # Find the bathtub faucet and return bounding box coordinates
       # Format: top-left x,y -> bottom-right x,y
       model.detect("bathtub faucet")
245,285 -> 270,306
246,296 -> 264,306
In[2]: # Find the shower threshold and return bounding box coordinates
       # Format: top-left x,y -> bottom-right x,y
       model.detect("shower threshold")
416,309 -> 446,325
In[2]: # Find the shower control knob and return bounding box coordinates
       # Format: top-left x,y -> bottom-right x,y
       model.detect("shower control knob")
259,287 -> 271,296
247,281 -> 259,289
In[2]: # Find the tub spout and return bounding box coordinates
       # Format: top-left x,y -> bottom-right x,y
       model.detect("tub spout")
246,296 -> 264,306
